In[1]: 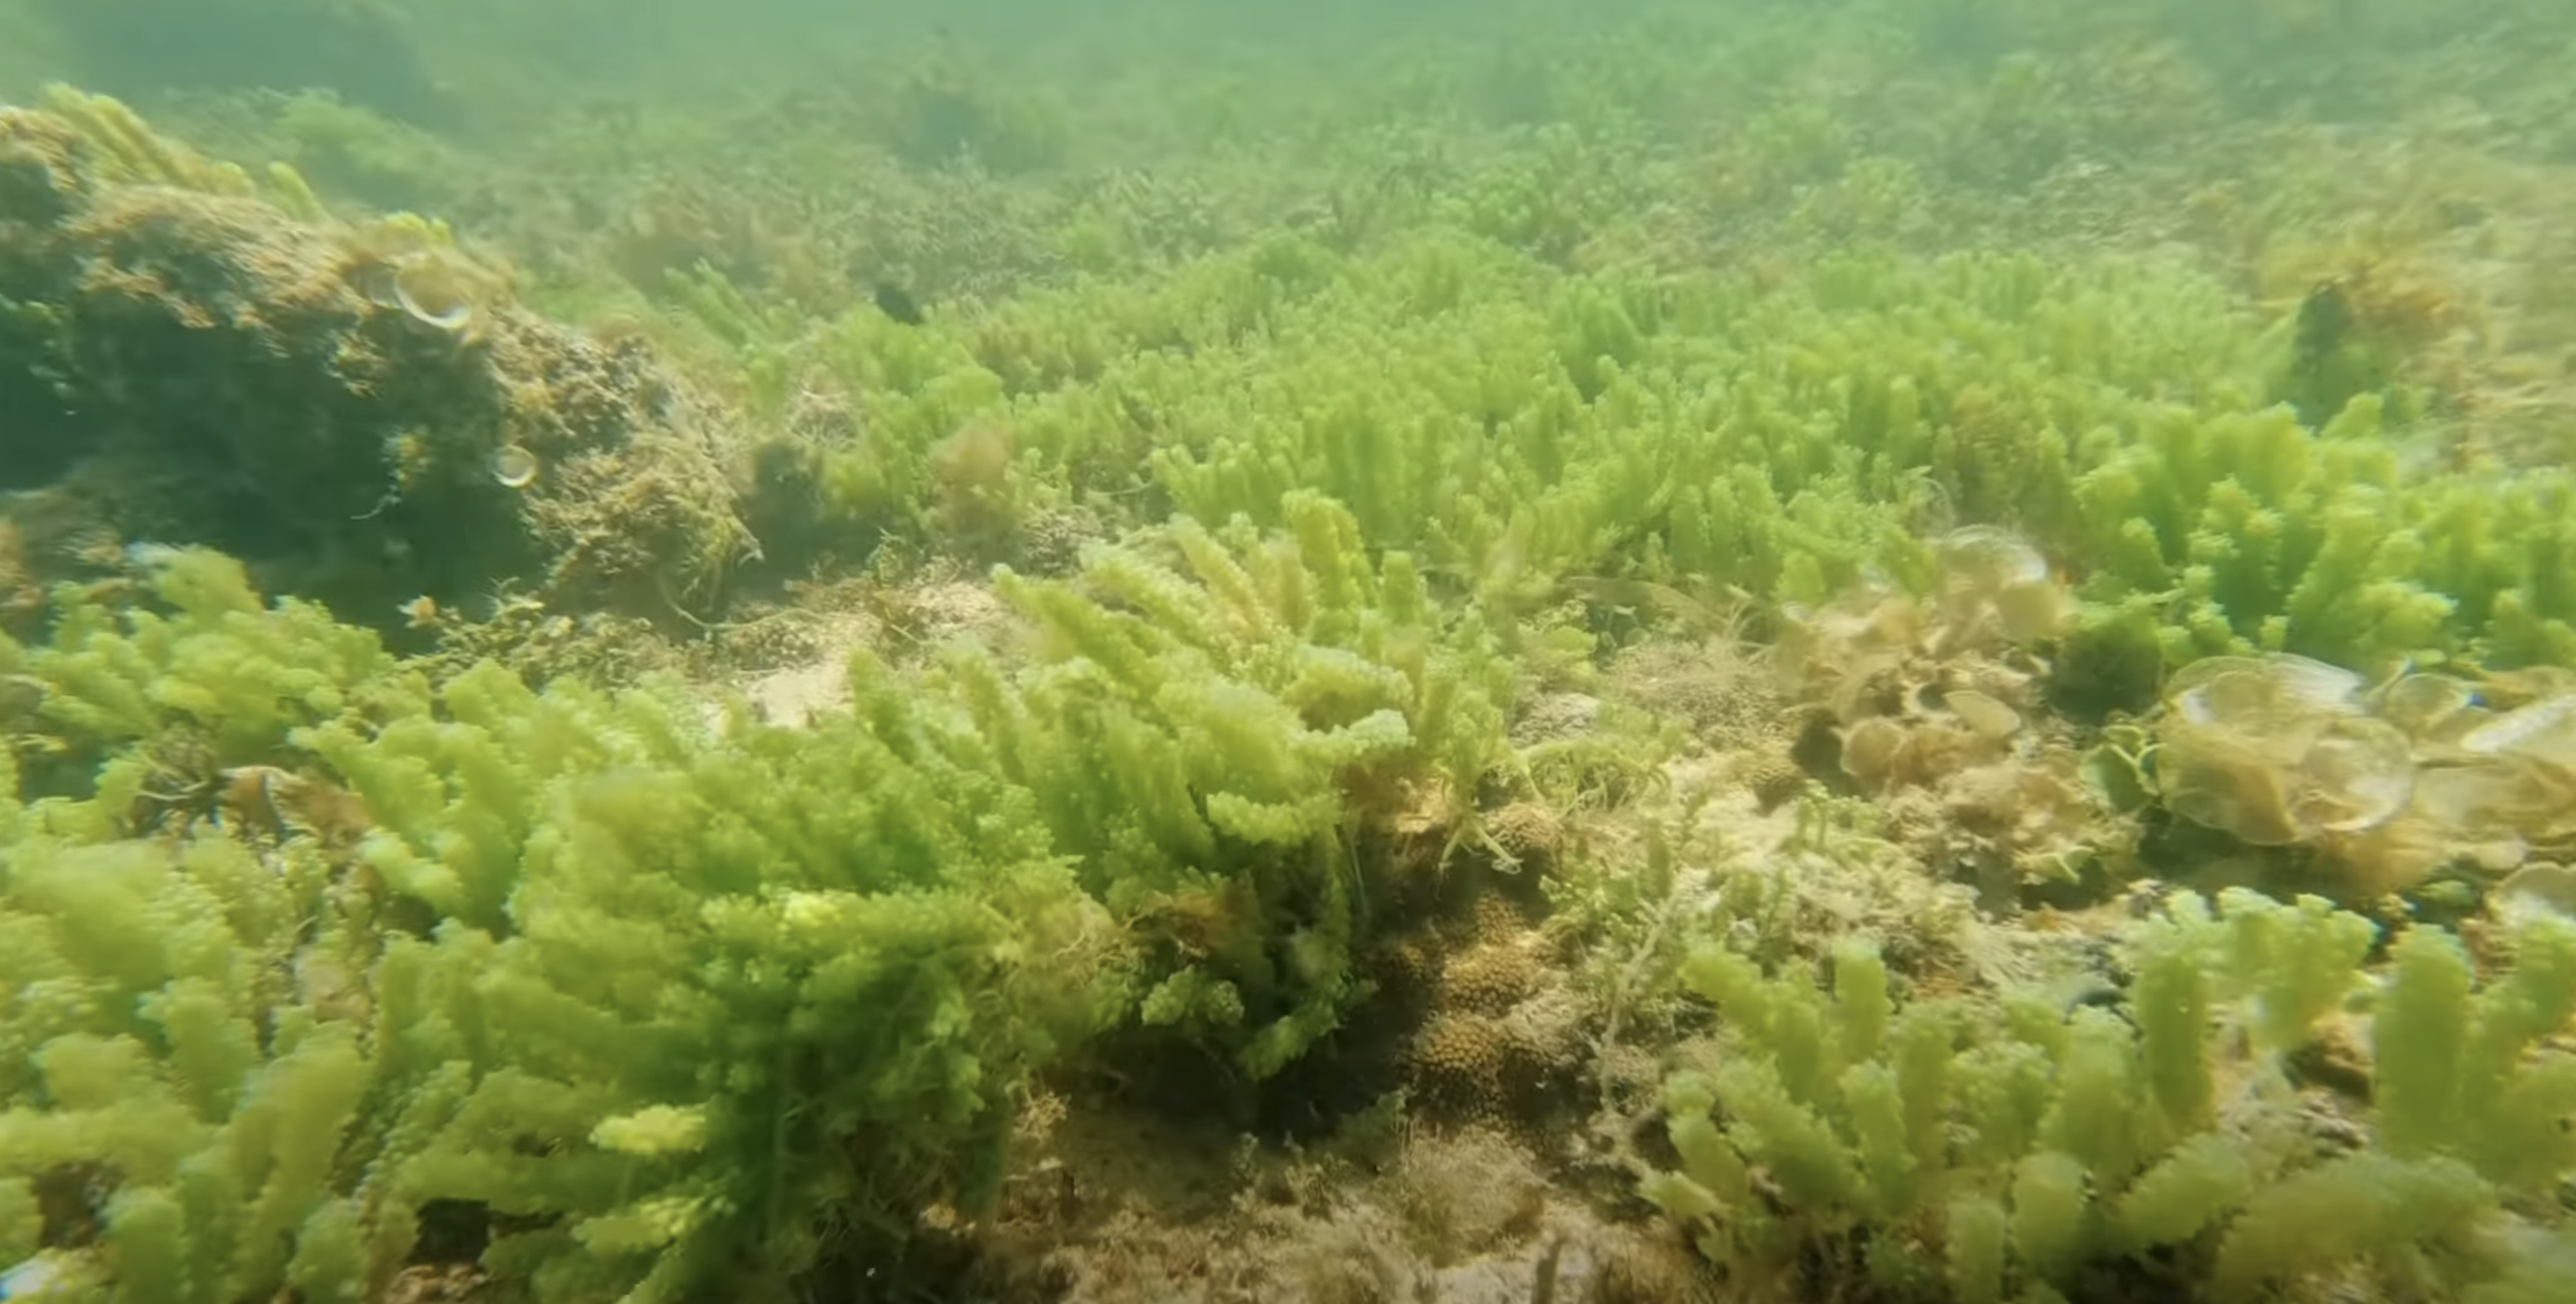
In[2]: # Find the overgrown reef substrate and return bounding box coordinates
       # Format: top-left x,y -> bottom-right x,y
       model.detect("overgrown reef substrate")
10,49 -> 2576,1304
0,95 -> 753,640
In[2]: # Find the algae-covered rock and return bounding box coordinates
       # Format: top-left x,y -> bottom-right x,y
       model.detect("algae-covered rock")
0,96 -> 754,638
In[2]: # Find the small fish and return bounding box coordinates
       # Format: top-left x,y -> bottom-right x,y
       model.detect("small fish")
2292,279 -> 2354,372
398,595 -> 440,630
871,281 -> 924,325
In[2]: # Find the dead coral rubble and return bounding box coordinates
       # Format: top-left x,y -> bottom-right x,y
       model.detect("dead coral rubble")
0,98 -> 752,637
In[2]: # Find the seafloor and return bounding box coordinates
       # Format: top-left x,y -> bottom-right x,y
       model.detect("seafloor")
6,3 -> 2576,1304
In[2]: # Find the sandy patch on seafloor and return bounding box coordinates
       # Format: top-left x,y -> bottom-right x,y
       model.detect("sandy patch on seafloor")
976,1101 -> 1707,1304
705,579 -> 1018,729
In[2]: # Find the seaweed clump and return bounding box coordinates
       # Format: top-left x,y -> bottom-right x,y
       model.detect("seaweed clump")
1771,527 -> 2124,900
1637,892 -> 2576,1304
